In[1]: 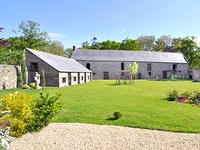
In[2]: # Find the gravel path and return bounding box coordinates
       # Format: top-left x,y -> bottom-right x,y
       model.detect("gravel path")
8,123 -> 200,150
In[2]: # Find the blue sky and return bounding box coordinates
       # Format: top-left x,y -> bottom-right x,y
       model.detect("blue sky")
1,0 -> 200,48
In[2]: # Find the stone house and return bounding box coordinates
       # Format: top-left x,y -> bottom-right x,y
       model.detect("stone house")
71,49 -> 189,80
26,48 -> 92,87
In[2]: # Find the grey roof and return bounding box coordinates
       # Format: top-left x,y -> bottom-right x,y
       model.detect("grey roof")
71,49 -> 188,64
27,48 -> 91,72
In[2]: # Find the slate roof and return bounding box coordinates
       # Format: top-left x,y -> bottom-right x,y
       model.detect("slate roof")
26,48 -> 91,72
71,49 -> 188,64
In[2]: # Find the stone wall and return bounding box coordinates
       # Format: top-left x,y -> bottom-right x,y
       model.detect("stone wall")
190,69 -> 200,81
0,64 -> 19,90
77,60 -> 189,80
26,50 -> 59,86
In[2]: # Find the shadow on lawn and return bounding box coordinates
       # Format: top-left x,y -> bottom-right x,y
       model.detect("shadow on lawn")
106,117 -> 117,121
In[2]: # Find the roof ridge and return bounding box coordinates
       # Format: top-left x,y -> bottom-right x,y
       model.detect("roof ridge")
76,49 -> 183,54
26,48 -> 74,60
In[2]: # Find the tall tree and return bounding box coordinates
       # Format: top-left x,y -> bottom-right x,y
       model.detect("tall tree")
40,40 -> 65,56
99,40 -> 121,50
120,38 -> 142,50
153,35 -> 173,52
17,20 -> 49,49
172,36 -> 200,68
137,35 -> 155,51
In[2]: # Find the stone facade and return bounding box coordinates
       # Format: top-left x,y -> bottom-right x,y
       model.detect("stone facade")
77,61 -> 189,80
26,50 -> 92,87
26,50 -> 59,86
0,65 -> 19,90
190,69 -> 200,81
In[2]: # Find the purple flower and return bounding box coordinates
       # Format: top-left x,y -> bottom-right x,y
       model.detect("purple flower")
176,99 -> 185,103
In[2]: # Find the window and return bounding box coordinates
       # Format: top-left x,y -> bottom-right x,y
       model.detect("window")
88,76 -> 90,79
173,64 -> 177,71
149,72 -> 151,75
74,77 -> 77,81
147,64 -> 151,71
62,77 -> 66,83
30,62 -> 38,72
81,76 -> 83,80
121,63 -> 124,70
86,63 -> 90,70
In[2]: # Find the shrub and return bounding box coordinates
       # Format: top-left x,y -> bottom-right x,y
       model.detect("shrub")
30,92 -> 63,131
22,84 -> 30,89
113,110 -> 122,120
41,69 -> 46,87
167,90 -> 179,101
170,74 -> 174,80
17,70 -> 23,88
21,57 -> 27,85
0,92 -> 34,137
168,96 -> 177,101
29,83 -> 35,89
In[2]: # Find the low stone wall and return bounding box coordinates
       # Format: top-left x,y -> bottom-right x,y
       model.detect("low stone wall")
0,64 -> 19,90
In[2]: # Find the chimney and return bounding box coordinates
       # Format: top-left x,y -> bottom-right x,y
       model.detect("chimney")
73,45 -> 76,51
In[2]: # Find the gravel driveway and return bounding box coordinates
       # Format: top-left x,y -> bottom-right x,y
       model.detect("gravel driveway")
8,123 -> 200,150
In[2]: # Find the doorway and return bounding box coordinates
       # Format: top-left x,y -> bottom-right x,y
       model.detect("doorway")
163,71 -> 167,79
103,72 -> 109,80
68,73 -> 71,85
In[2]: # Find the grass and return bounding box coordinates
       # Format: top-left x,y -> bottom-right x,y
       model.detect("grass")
1,80 -> 200,133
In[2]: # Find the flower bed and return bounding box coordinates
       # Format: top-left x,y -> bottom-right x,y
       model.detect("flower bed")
167,90 -> 200,106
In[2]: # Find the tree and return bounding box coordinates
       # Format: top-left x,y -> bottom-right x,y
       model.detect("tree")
40,40 -> 65,56
17,20 -> 49,49
128,62 -> 138,84
21,56 -> 27,84
137,35 -> 155,51
153,35 -> 173,52
82,41 -> 90,49
99,40 -> 121,50
17,70 -> 23,88
120,38 -> 143,50
65,48 -> 73,58
91,37 -> 99,49
172,37 -> 200,68
0,28 -> 6,47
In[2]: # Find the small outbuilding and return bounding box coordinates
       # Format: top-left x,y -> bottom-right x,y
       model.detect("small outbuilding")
26,48 -> 92,87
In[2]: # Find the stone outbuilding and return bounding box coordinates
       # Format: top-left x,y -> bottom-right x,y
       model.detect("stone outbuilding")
26,48 -> 92,87
71,49 -> 189,80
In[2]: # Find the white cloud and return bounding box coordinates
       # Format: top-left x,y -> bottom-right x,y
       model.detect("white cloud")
49,33 -> 67,39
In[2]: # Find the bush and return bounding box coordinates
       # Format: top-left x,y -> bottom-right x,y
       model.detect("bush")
113,110 -> 122,120
30,92 -> 63,131
168,96 -> 177,101
17,70 -> 23,88
22,84 -> 30,89
0,92 -> 34,137
29,83 -> 35,89
167,90 -> 179,101
21,57 -> 27,85
41,69 -> 46,87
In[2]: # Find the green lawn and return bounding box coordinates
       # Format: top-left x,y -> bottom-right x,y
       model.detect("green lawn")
1,80 -> 200,133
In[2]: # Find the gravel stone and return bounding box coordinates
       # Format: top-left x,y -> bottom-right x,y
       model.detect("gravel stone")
8,123 -> 200,150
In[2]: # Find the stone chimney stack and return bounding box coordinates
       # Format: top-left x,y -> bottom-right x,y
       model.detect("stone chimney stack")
73,46 -> 76,51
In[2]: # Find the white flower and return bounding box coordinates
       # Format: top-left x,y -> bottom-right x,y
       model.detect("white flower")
15,91 -> 19,94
